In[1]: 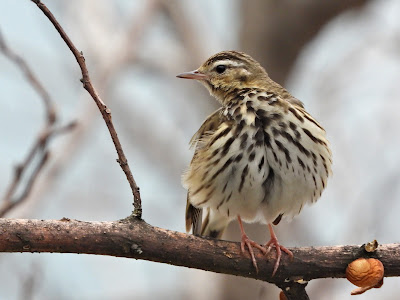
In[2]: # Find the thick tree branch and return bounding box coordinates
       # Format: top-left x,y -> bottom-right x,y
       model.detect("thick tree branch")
0,218 -> 398,285
30,0 -> 142,217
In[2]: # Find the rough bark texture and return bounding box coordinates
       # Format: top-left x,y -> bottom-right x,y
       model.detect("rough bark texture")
0,218 -> 398,284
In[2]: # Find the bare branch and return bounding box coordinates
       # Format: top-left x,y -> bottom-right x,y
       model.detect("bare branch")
30,0 -> 142,217
0,29 -> 56,124
0,152 -> 49,217
0,121 -> 77,217
0,218 -> 398,288
29,1 -> 161,207
0,29 -> 77,216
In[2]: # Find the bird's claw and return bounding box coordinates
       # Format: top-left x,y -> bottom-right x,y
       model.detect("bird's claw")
265,235 -> 293,276
240,233 -> 267,273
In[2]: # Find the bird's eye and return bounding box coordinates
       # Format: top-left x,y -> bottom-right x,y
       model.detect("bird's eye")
215,65 -> 226,74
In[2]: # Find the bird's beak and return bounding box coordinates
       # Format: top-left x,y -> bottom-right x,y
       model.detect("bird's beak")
176,70 -> 208,80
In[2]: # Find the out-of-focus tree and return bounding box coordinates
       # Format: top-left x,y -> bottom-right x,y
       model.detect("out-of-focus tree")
240,0 -> 369,84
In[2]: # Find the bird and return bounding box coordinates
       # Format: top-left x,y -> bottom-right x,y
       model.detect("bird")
177,50 -> 332,276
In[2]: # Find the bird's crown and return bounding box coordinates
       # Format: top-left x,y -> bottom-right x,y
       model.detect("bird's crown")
199,51 -> 268,92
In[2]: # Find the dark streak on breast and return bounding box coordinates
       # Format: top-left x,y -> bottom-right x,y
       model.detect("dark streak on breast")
239,165 -> 249,193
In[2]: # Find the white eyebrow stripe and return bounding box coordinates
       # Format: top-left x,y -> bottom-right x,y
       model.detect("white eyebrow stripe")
240,69 -> 252,76
212,60 -> 245,68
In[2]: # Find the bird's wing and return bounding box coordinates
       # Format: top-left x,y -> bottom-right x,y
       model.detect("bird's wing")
189,108 -> 224,148
286,96 -> 304,108
186,108 -> 226,235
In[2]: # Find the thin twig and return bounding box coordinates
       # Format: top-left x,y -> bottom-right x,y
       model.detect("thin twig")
30,0 -> 159,206
0,29 -> 77,216
0,121 -> 77,217
30,0 -> 142,217
0,29 -> 56,124
0,152 -> 49,217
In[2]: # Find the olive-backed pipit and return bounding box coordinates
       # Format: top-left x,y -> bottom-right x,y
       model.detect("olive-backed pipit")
177,51 -> 332,275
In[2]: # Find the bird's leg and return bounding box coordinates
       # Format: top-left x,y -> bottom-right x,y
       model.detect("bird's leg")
237,215 -> 267,273
264,223 -> 294,276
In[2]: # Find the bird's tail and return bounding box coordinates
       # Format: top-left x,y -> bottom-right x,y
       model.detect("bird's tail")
199,208 -> 230,239
186,203 -> 229,239
185,201 -> 203,235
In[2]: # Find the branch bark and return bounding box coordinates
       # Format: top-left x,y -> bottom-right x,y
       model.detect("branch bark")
0,218 -> 399,285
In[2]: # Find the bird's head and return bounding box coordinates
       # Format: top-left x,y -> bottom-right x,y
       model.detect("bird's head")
177,51 -> 270,105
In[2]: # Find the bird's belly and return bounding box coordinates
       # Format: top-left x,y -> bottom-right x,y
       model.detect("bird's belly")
207,158 -> 268,221
193,161 -> 317,223
184,128 -> 272,222
184,114 -> 331,224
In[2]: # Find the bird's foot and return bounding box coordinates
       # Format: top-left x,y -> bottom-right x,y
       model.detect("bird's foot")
240,232 -> 267,273
237,215 -> 267,273
265,224 -> 294,276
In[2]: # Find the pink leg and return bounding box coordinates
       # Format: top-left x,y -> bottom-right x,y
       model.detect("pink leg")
237,215 -> 267,273
265,223 -> 294,276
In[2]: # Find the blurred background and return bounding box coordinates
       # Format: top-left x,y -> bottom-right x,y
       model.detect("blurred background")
1,0 -> 399,299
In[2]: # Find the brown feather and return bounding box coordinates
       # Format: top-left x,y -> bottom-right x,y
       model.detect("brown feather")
186,109 -> 227,235
185,197 -> 203,235
189,108 -> 223,148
